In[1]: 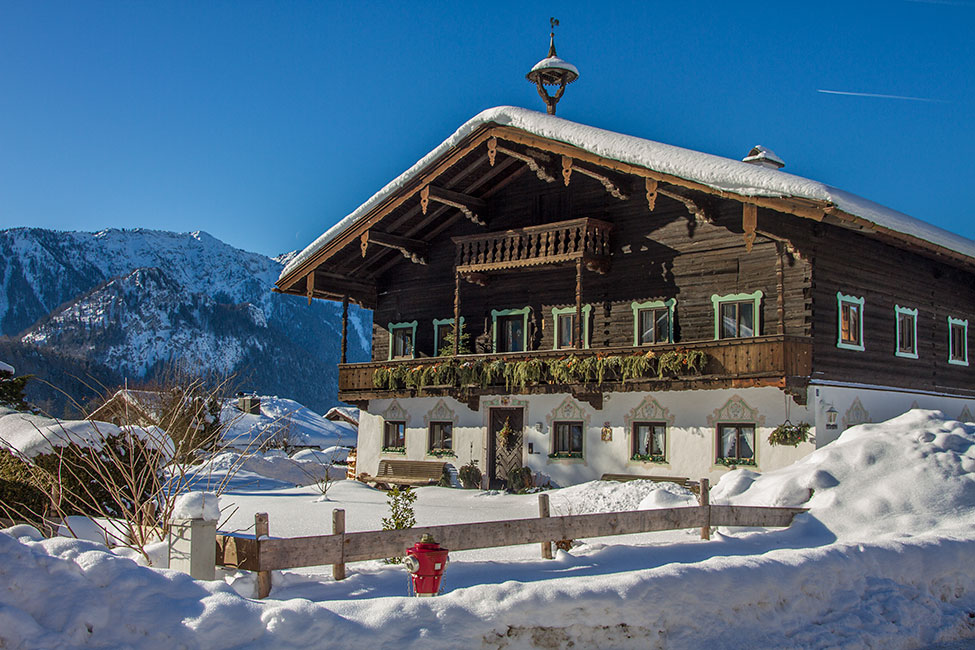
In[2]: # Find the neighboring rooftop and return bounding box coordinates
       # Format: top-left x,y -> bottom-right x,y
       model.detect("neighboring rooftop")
280,106 -> 975,288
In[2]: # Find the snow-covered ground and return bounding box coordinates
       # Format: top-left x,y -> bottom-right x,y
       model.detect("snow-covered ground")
4,410 -> 975,649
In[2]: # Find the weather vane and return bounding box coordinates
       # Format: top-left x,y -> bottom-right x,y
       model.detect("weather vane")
525,17 -> 579,115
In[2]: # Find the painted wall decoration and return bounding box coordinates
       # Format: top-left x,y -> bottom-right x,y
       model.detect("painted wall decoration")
960,405 -> 973,423
382,399 -> 409,425
623,395 -> 676,431
423,398 -> 458,427
600,422 -> 613,442
842,397 -> 871,430
545,396 -> 591,429
706,394 -> 766,427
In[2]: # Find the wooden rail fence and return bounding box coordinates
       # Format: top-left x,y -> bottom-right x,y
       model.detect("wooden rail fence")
215,479 -> 807,598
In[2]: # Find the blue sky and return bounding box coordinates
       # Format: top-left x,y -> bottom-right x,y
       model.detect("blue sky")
1,1 -> 973,258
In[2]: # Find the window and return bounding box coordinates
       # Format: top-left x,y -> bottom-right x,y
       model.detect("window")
711,291 -> 762,340
387,321 -> 418,360
552,421 -> 584,457
383,421 -> 406,450
949,317 -> 969,366
492,307 -> 531,353
428,421 -> 453,452
717,423 -> 755,462
432,317 -> 464,356
632,422 -> 666,461
895,305 -> 918,359
631,299 -> 676,345
551,305 -> 592,349
836,292 -> 864,351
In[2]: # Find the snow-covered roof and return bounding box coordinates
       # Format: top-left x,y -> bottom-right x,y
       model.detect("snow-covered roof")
325,406 -> 359,427
0,361 -> 14,375
281,106 -> 975,284
529,56 -> 579,80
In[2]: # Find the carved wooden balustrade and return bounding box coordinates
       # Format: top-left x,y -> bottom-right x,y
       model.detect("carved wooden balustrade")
453,217 -> 614,276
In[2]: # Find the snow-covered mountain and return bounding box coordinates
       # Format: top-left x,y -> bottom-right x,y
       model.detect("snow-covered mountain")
0,227 -> 371,414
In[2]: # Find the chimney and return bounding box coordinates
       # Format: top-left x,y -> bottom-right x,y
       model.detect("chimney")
742,145 -> 784,170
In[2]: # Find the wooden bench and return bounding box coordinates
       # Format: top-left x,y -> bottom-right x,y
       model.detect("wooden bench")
363,460 -> 446,488
600,473 -> 700,496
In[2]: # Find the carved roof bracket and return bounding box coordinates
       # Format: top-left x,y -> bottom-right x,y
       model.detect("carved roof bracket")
658,188 -> 710,223
420,185 -> 487,226
561,155 -> 629,200
360,230 -> 428,265
489,139 -> 557,183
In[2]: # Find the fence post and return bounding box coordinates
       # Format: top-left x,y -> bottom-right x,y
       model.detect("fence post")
169,516 -> 217,580
255,512 -> 272,598
699,478 -> 710,541
538,493 -> 553,559
333,509 -> 346,581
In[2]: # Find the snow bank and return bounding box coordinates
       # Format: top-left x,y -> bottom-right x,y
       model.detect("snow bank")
282,106 -> 975,282
550,478 -> 696,515
712,409 -> 975,539
6,410 -> 975,648
291,446 -> 350,465
173,491 -> 221,521
0,360 -> 13,374
220,396 -> 354,450
182,450 -> 346,492
0,407 -> 173,459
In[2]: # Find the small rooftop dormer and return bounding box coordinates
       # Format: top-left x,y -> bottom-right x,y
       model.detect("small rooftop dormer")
742,145 -> 785,170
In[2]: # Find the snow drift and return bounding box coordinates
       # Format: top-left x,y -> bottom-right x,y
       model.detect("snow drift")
4,409 -> 975,649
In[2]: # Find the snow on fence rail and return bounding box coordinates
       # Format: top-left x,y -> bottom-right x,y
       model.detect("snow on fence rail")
214,479 -> 808,598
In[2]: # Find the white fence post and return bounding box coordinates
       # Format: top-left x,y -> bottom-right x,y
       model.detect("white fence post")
170,517 -> 217,580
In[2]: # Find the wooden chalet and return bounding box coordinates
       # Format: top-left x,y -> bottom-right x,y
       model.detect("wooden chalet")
276,106 -> 975,488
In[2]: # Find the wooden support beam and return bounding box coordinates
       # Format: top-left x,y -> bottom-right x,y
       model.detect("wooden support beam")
699,478 -> 710,540
562,155 -> 573,186
575,257 -> 583,350
743,203 -> 758,252
332,509 -> 346,581
487,136 -> 497,166
460,272 -> 488,286
453,273 -> 461,357
255,513 -> 271,598
305,273 -> 315,306
538,494 -> 552,559
360,230 -> 428,264
341,295 -> 349,364
421,185 -> 487,226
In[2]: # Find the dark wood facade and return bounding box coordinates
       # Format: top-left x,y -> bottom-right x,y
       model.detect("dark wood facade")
277,119 -> 975,404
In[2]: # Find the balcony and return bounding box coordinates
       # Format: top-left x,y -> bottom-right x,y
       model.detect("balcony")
338,335 -> 813,408
453,217 -> 614,277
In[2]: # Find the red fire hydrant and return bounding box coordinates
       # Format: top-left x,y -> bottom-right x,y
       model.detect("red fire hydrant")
404,533 -> 449,597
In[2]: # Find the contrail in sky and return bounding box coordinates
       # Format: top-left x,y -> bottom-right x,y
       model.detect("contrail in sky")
816,89 -> 947,103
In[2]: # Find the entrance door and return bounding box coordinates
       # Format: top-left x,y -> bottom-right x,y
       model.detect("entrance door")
489,408 -> 524,490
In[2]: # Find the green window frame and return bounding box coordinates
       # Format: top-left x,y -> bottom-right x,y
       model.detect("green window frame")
387,320 -> 418,361
631,299 -> 676,346
948,316 -> 969,367
836,292 -> 865,352
432,317 -> 465,356
491,307 -> 531,353
711,291 -> 763,340
551,305 -> 592,350
894,305 -> 918,359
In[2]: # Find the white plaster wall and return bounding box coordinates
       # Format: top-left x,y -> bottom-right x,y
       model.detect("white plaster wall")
810,384 -> 975,448
357,387 -> 819,486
